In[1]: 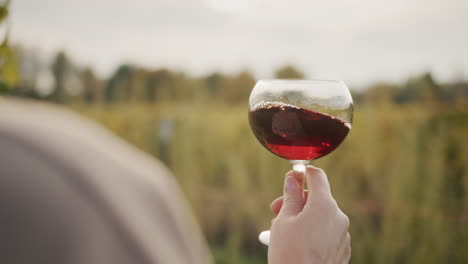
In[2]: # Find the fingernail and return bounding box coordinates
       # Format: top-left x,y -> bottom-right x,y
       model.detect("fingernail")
285,176 -> 298,192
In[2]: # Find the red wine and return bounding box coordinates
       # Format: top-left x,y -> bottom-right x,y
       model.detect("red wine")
249,102 -> 350,161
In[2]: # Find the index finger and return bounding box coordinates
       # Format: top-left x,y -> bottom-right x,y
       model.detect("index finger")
305,165 -> 332,203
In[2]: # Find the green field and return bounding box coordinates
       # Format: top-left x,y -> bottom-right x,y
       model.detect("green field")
73,102 -> 468,264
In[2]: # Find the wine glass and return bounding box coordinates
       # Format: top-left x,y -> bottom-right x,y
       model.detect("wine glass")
248,79 -> 353,245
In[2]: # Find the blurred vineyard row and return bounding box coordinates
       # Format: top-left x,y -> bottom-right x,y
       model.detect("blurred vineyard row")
67,100 -> 467,264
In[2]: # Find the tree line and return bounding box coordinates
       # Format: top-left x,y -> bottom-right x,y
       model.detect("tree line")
9,48 -> 468,106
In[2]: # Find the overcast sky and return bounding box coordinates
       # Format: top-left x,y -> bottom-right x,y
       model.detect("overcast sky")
10,0 -> 468,88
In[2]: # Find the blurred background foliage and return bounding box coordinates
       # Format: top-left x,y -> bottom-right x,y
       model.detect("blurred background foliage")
4,46 -> 468,264
0,0 -> 18,92
2,2 -> 468,263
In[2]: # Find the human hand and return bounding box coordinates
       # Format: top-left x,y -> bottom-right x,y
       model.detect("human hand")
268,166 -> 351,264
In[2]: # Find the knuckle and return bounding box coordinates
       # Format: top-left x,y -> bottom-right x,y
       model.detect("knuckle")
283,196 -> 302,208
339,212 -> 350,230
331,198 -> 339,208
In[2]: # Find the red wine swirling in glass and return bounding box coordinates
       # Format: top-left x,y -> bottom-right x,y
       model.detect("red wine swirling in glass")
249,102 -> 350,161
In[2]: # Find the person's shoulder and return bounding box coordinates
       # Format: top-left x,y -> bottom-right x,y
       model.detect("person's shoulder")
0,97 -> 174,192
0,97 -> 213,263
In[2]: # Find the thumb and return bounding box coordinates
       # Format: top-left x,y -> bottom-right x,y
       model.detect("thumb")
305,166 -> 332,204
278,173 -> 304,217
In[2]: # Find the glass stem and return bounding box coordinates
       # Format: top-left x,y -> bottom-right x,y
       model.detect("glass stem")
291,160 -> 309,174
290,160 -> 309,189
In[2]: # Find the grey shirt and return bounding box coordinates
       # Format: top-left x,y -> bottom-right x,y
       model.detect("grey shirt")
0,99 -> 212,264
